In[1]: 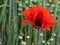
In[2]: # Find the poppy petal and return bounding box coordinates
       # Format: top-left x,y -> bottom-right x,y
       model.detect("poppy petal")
23,6 -> 56,30
23,8 -> 34,23
23,6 -> 46,23
22,20 -> 29,26
22,20 -> 35,27
46,27 -> 50,33
34,11 -> 44,28
33,6 -> 56,28
42,8 -> 56,27
44,14 -> 56,27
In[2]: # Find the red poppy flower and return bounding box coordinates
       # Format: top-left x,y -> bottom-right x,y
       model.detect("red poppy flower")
22,6 -> 56,32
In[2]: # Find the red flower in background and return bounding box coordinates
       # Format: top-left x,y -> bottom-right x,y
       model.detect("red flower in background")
22,6 -> 56,32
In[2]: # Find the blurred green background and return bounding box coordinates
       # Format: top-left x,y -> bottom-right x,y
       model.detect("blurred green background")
0,0 -> 60,45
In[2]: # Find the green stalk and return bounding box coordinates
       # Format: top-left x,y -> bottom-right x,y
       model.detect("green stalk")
33,28 -> 37,45
0,0 -> 8,45
37,29 -> 40,45
18,0 -> 24,45
0,0 -> 8,22
34,29 -> 44,45
53,0 -> 58,45
13,0 -> 18,45
7,0 -> 13,45
56,16 -> 60,45
1,14 -> 6,45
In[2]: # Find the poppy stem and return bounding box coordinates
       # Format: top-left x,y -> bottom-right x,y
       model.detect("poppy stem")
34,29 -> 44,45
34,29 -> 41,45
37,29 -> 40,45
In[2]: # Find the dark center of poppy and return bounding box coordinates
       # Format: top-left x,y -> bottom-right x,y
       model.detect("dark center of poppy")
35,20 -> 42,27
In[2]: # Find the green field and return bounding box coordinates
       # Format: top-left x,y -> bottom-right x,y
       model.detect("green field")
0,0 -> 60,45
